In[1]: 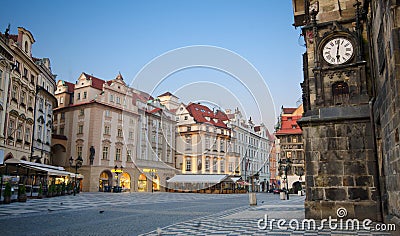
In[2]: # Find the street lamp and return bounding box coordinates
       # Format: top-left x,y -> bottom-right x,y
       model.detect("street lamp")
149,169 -> 155,193
69,156 -> 83,196
278,158 -> 292,200
112,165 -> 123,192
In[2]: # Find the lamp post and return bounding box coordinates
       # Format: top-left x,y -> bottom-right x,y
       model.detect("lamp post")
112,165 -> 123,192
69,156 -> 83,196
278,158 -> 292,200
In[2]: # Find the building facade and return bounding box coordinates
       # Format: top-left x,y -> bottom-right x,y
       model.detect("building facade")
227,108 -> 271,192
292,0 -> 383,221
174,103 -> 239,177
1,27 -> 42,163
52,73 -> 176,192
368,0 -> 400,226
31,58 -> 57,164
275,104 -> 304,193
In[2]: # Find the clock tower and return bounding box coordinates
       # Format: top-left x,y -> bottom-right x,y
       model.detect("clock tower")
293,0 -> 381,220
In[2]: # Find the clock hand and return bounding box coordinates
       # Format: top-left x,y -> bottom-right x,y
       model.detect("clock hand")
336,42 -> 340,59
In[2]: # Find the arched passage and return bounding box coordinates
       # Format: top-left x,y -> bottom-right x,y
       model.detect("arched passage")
52,144 -> 67,166
99,170 -> 113,192
120,172 -> 131,191
138,174 -> 147,192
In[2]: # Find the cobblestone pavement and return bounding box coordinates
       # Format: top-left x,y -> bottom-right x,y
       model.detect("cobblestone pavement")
0,192 -> 242,218
142,194 -> 396,236
0,192 -> 397,235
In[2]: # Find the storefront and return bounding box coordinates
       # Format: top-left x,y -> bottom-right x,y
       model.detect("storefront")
1,158 -> 82,200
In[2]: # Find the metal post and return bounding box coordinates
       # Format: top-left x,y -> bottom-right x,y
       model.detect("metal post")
285,166 -> 289,200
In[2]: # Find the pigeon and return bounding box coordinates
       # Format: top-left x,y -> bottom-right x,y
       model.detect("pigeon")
156,228 -> 162,235
60,202 -> 63,205
47,209 -> 54,212
99,210 -> 105,214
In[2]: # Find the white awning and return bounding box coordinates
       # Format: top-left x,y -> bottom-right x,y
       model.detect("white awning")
4,159 -> 83,178
167,174 -> 231,184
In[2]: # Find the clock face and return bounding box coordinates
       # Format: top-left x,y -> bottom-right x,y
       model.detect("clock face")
322,37 -> 354,65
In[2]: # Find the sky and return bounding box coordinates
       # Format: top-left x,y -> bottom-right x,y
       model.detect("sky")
0,1 -> 305,132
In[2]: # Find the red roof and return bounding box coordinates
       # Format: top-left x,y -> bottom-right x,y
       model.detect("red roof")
83,73 -> 106,90
275,115 -> 303,135
147,107 -> 161,114
64,81 -> 75,93
283,108 -> 297,114
186,103 -> 229,128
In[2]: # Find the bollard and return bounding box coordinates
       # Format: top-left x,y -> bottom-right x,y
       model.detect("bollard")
280,191 -> 286,200
249,192 -> 257,206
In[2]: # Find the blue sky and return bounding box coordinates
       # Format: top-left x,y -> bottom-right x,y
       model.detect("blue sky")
1,1 -> 305,131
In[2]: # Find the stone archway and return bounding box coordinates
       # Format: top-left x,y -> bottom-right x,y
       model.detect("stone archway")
120,172 -> 131,191
99,170 -> 113,192
51,144 -> 67,166
138,173 -> 147,192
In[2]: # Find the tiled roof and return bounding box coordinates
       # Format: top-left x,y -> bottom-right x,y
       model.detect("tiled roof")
64,81 -> 75,93
186,103 -> 228,128
283,108 -> 297,114
275,115 -> 303,135
83,73 -> 107,90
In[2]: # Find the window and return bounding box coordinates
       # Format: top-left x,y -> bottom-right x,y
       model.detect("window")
79,109 -> 84,116
118,113 -> 122,120
83,91 -> 87,99
12,85 -> 17,100
220,140 -> 225,152
229,162 -> 234,172
220,160 -> 225,172
205,159 -> 210,171
78,125 -> 83,134
15,61 -> 20,73
184,116 -> 188,120
39,98 -> 44,111
31,75 -> 35,84
292,125 -> 297,129
59,126 -> 64,135
105,110 -> 111,117
24,41 -> 29,53
8,119 -> 15,137
23,68 -> 28,78
127,149 -> 132,160
61,112 -> 65,120
213,159 -> 217,172
130,119 -> 134,125
129,131 -> 134,139
185,135 -> 191,150
102,146 -> 109,160
25,127 -> 30,142
115,148 -> 121,161
37,125 -> 42,140
116,96 -> 121,104
46,130 -> 50,143
104,125 -> 110,135
185,159 -> 191,171
117,128 -> 123,137
205,136 -> 210,150
110,94 -> 114,102
16,123 -> 22,140
60,97 -> 64,104
20,91 -> 26,104
77,93 -> 81,100
77,146 -> 82,157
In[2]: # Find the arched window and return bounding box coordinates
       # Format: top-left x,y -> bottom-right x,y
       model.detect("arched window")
24,41 -> 29,53
332,81 -> 349,105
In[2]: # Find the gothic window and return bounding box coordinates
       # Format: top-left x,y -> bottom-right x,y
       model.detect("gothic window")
332,81 -> 349,105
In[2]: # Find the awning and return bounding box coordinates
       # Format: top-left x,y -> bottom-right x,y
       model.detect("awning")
167,174 -> 232,184
4,159 -> 83,178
